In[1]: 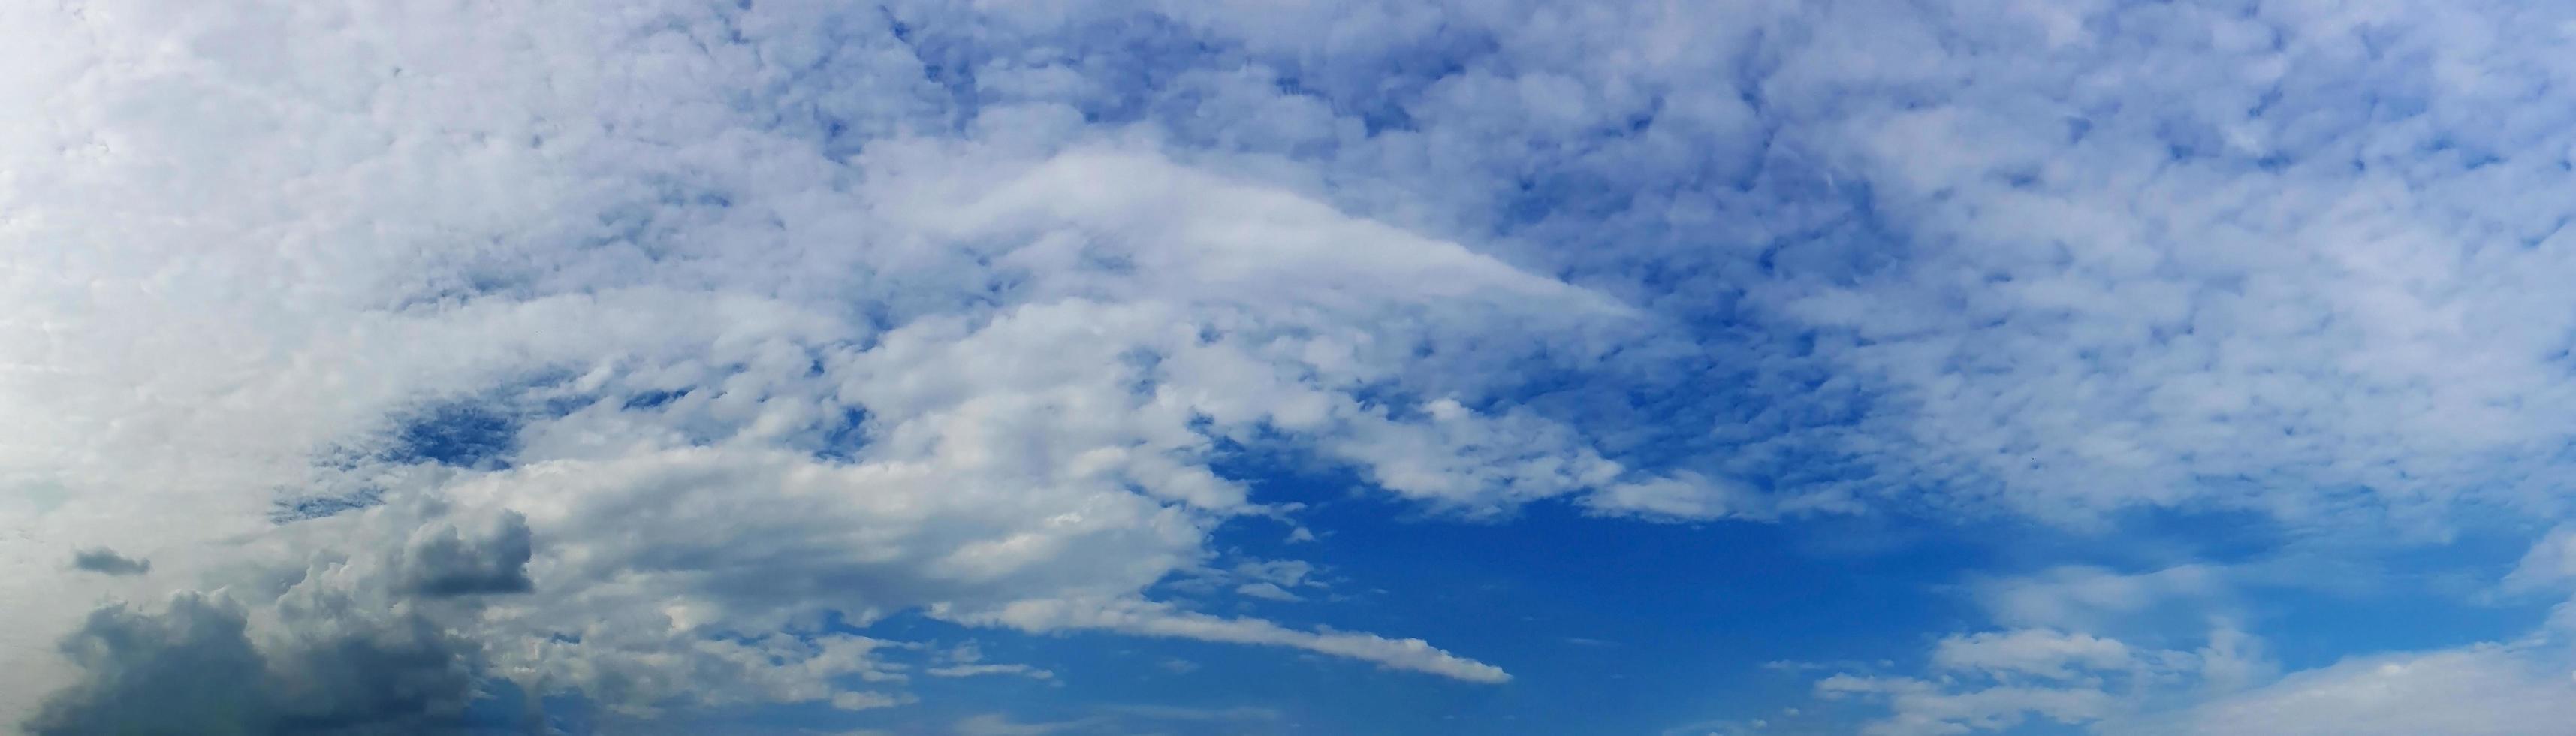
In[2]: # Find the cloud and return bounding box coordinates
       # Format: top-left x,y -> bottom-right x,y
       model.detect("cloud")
1716,0 -> 2576,528
1929,629 -> 2134,680
22,0 -> 2576,729
927,643 -> 1053,680
1825,523 -> 2576,735
394,511 -> 534,598
890,0 -> 2576,533
960,597 -> 1510,683
832,692 -> 915,712
1820,674 -> 2119,736
2108,645 -> 2576,736
2503,525 -> 2576,594
26,595 -> 291,735
27,505 -> 532,734
950,705 -> 1284,736
1815,625 -> 2270,736
1970,565 -> 2227,632
928,663 -> 1054,680
1215,559 -> 1325,602
955,713 -> 1074,736
1234,583 -> 1302,602
5,0 -> 1656,718
68,548 -> 150,577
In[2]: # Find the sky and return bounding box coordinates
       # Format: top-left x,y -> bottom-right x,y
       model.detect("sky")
8,0 -> 2576,734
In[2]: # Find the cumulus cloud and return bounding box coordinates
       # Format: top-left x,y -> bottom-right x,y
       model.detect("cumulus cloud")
29,502 -> 535,734
27,594 -> 401,736
394,511 -> 534,598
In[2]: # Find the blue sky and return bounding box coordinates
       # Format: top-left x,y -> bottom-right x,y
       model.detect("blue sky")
11,0 -> 2576,734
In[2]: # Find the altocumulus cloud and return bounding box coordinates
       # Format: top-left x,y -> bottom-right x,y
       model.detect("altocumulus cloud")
17,0 -> 2576,733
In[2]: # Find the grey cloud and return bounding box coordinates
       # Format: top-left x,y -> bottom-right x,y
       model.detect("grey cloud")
23,593 -> 484,736
68,547 -> 150,576
394,511 -> 535,598
27,500 -> 541,735
25,596 -> 272,736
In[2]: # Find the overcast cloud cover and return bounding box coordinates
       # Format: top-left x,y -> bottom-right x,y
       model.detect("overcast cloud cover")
9,0 -> 2576,733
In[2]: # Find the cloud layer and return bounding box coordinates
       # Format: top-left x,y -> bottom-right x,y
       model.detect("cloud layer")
17,0 -> 2576,731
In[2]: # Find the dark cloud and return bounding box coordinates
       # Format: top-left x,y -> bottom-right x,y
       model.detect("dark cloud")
23,596 -> 269,736
397,511 -> 535,598
69,547 -> 150,576
28,507 -> 538,735
22,594 -> 483,736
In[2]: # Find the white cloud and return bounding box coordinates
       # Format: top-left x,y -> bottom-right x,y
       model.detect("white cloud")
1582,472 -> 1778,520
1971,565 -> 2226,632
928,643 -> 1053,680
954,713 -> 1075,736
1235,583 -> 1303,602
832,691 -> 916,711
958,597 -> 1509,683
1820,675 -> 2119,736
939,0 -> 2576,534
1930,629 -> 2134,680
949,704 -> 1283,736
1816,626 -> 2270,736
1730,0 -> 2576,528
2107,645 -> 2576,736
1827,526 -> 2576,735
2504,525 -> 2576,594
928,663 -> 1054,680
